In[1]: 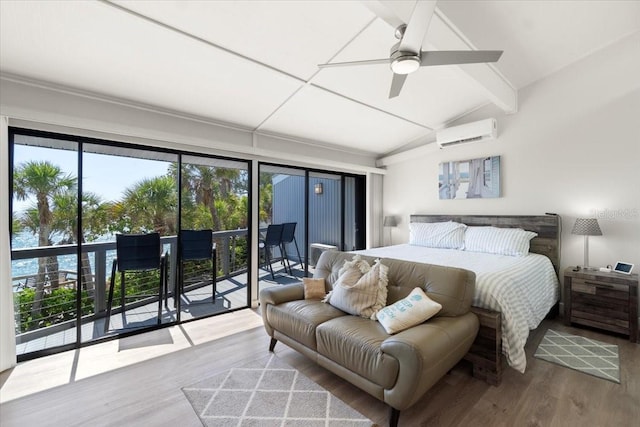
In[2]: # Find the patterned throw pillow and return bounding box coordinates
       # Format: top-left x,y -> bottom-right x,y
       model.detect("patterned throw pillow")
377,287 -> 442,334
303,277 -> 326,300
323,256 -> 389,319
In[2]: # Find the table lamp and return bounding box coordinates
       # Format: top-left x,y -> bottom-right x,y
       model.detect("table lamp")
571,218 -> 602,270
383,216 -> 398,246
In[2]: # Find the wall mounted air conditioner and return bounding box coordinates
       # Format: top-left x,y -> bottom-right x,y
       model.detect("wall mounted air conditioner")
436,118 -> 497,148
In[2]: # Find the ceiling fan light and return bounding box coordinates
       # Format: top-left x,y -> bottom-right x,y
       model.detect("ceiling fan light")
390,56 -> 420,74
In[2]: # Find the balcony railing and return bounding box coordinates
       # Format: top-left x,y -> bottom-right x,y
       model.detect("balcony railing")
11,229 -> 250,341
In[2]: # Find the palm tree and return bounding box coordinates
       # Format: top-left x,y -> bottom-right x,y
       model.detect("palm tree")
13,161 -> 76,318
180,164 -> 243,231
11,218 -> 23,233
181,164 -> 221,230
259,172 -> 274,223
52,191 -> 111,291
120,175 -> 177,235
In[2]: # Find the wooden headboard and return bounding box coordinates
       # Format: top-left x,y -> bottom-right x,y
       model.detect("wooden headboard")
409,214 -> 562,276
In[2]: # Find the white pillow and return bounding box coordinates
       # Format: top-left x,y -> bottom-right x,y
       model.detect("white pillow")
323,256 -> 389,319
409,221 -> 466,249
464,226 -> 537,257
377,287 -> 442,334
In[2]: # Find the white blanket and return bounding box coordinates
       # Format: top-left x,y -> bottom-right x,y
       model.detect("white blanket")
355,244 -> 559,373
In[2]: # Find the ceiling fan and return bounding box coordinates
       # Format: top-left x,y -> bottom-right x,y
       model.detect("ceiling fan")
318,0 -> 503,98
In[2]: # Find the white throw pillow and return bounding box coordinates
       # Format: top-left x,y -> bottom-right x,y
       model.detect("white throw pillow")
377,287 -> 442,334
464,226 -> 537,257
409,221 -> 466,249
323,256 -> 389,319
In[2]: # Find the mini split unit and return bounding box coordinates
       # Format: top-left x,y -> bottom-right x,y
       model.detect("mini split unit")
436,118 -> 497,148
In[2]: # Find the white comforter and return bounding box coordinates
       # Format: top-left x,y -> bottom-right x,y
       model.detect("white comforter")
356,244 -> 559,373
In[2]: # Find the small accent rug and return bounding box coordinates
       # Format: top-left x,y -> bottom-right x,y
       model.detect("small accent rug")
534,329 -> 620,383
182,354 -> 376,426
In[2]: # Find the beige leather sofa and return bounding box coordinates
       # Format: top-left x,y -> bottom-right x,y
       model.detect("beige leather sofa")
259,251 -> 479,427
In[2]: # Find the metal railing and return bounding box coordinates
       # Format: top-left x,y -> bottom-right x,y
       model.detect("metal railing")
11,229 -> 250,337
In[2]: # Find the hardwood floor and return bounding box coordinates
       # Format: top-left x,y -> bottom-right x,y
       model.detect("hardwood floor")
1,310 -> 638,427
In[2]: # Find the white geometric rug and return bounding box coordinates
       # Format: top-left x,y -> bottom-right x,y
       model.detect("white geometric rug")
182,354 -> 376,426
534,329 -> 620,383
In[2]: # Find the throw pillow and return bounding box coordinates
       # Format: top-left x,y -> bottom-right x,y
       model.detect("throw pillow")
464,226 -> 537,256
323,256 -> 389,319
377,287 -> 442,334
409,221 -> 466,249
303,277 -> 326,300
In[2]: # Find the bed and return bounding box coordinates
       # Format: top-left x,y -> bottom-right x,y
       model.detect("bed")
357,214 -> 561,384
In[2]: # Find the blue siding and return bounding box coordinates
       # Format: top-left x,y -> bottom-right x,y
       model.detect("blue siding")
273,175 -> 342,259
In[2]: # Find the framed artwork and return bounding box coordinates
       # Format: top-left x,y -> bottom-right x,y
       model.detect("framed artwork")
439,156 -> 501,199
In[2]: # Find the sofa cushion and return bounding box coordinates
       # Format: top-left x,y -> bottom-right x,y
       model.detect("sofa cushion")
377,287 -> 442,334
316,316 -> 399,389
266,300 -> 346,351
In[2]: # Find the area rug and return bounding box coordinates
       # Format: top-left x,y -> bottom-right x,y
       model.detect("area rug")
182,354 -> 376,426
534,329 -> 620,383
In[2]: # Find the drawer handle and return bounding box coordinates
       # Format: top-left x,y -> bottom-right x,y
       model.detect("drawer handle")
585,281 -> 613,288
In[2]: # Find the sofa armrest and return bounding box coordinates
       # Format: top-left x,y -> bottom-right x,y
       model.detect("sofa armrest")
259,283 -> 305,336
380,313 -> 479,410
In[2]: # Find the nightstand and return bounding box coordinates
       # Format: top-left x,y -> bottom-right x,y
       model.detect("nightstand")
564,267 -> 638,343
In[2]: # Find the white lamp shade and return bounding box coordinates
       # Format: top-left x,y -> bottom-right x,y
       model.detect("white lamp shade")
383,216 -> 398,227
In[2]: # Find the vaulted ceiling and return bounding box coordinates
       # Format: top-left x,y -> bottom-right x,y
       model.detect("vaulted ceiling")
1,1 -> 638,157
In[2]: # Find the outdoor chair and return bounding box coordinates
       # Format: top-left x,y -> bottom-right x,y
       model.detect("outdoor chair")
179,229 -> 217,306
259,224 -> 284,280
281,222 -> 303,272
104,233 -> 167,333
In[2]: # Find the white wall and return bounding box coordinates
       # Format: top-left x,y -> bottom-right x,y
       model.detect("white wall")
1,115 -> 17,372
383,33 -> 640,283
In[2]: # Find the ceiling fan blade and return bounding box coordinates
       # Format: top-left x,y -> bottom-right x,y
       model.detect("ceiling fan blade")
389,73 -> 408,98
398,0 -> 437,53
420,50 -> 503,66
318,58 -> 389,69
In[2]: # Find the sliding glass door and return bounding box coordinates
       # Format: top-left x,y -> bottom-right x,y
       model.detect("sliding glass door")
11,134 -> 79,355
258,166 -> 306,290
179,155 -> 249,320
9,128 -> 252,361
80,144 -> 178,342
258,164 -> 366,292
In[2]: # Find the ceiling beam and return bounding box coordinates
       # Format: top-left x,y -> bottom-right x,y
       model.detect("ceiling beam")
365,1 -> 518,113
431,8 -> 517,113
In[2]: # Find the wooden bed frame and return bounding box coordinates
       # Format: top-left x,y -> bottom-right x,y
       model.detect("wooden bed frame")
410,214 -> 561,386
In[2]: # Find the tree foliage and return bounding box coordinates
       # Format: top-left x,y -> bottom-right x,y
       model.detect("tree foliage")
12,158 -> 258,333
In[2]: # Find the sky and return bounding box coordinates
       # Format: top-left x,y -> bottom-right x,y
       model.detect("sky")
12,144 -> 171,213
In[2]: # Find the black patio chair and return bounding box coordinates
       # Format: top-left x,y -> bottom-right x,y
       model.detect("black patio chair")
104,233 -> 167,333
179,229 -> 217,306
259,224 -> 284,280
281,222 -> 303,272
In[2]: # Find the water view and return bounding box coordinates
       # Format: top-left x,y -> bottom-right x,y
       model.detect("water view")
11,230 -> 116,290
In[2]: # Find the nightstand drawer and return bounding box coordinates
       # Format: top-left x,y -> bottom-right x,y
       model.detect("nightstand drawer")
571,302 -> 629,323
571,292 -> 630,313
571,278 -> 629,300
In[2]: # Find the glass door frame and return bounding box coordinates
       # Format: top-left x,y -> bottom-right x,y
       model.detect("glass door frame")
9,127 -> 253,362
258,162 -> 366,281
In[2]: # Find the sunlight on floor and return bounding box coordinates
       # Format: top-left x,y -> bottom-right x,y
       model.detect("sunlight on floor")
0,309 -> 264,403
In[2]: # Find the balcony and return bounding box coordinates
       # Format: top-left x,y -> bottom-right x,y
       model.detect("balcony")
11,229 -> 305,357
